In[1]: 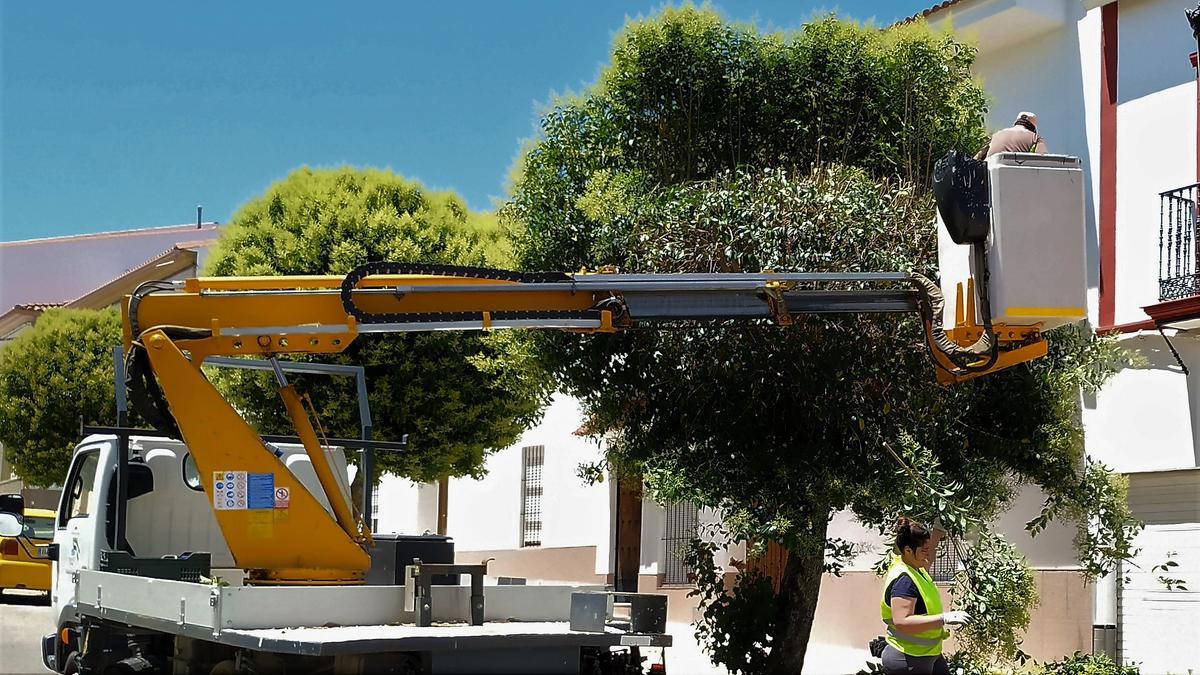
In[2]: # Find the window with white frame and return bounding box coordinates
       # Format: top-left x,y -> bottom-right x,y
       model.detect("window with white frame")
371,483 -> 380,532
520,445 -> 544,548
930,537 -> 965,583
662,501 -> 699,585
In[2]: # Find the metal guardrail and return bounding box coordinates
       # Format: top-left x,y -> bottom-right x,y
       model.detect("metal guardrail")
1160,183 -> 1200,301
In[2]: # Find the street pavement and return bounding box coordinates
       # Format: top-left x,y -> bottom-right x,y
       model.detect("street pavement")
0,591 -> 52,674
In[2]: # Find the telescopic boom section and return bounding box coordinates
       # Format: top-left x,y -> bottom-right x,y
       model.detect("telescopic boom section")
121,263 -> 1046,585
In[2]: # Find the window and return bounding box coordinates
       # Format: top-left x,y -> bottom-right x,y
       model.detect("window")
181,453 -> 203,491
930,537 -> 965,583
60,450 -> 100,525
662,501 -> 699,586
371,484 -> 380,532
22,516 -> 55,540
520,445 -> 544,548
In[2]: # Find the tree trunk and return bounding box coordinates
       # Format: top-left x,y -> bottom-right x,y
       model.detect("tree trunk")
437,476 -> 449,535
767,516 -> 829,675
349,464 -> 365,520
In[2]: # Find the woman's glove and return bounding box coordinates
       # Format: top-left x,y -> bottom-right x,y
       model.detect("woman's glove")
942,610 -> 970,626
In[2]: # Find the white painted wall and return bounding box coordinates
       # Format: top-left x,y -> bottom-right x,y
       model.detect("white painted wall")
639,501 -> 665,576
374,394 -> 614,574
828,483 -> 1080,576
992,484 -> 1081,569
444,394 -> 610,552
373,475 -> 426,535
1084,333 -> 1200,471
1114,80 -> 1196,324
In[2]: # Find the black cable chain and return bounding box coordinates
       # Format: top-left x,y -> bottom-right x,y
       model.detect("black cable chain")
339,261 -> 596,325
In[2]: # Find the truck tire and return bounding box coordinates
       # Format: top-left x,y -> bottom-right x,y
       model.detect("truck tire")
62,651 -> 80,675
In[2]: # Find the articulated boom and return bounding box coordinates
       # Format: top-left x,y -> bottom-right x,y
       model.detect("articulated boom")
122,262 -> 1045,584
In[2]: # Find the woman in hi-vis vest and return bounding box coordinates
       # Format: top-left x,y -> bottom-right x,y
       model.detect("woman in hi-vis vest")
879,518 -> 970,675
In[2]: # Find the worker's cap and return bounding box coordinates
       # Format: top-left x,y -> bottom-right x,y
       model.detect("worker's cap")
1015,111 -> 1038,128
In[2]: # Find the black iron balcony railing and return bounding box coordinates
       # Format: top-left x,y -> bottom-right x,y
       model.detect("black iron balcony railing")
1160,182 -> 1200,301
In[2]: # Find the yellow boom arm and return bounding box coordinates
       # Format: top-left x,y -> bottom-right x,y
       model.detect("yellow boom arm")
121,263 -> 1044,584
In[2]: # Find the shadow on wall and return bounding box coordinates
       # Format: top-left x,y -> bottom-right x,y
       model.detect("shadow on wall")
1124,332 -> 1200,466
1117,0 -> 1198,105
973,3 -> 1099,290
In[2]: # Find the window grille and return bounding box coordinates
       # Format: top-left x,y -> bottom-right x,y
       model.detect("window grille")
662,501 -> 699,585
930,537 -> 965,583
371,484 -> 380,532
1159,183 -> 1200,301
520,445 -> 544,548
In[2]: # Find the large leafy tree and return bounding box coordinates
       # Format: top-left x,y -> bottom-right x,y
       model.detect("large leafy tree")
506,9 -> 1136,673
0,308 -> 124,486
206,167 -> 552,485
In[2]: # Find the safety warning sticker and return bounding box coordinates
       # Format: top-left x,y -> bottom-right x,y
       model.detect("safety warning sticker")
247,473 -> 275,510
274,486 -> 290,509
213,471 -> 247,511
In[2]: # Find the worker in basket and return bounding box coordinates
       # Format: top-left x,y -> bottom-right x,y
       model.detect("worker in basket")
974,111 -> 1047,159
877,517 -> 969,675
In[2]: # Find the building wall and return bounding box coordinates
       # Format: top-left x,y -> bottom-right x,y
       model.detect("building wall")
811,570 -> 1090,662
1084,334 -> 1200,471
376,394 -> 617,579
1112,0 -> 1198,325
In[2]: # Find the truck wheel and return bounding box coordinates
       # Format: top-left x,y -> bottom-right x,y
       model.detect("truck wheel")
61,651 -> 80,675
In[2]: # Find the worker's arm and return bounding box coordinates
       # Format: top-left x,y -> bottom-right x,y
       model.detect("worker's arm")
1034,137 -> 1048,154
889,596 -> 945,635
974,144 -> 989,161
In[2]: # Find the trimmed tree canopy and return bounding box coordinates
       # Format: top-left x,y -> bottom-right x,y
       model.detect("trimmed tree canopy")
205,167 -> 551,482
0,308 -> 123,487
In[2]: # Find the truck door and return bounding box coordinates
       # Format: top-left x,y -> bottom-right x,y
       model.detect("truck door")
53,445 -> 106,620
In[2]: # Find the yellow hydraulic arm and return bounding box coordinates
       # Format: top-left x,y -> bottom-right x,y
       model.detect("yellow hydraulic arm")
121,262 -> 1044,585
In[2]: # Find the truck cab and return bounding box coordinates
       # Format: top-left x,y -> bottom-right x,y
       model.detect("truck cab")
45,435 -> 354,672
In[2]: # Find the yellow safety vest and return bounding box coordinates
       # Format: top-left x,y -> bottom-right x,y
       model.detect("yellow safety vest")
879,556 -> 947,657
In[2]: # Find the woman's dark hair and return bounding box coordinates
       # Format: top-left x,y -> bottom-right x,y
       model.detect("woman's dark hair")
893,516 -> 932,554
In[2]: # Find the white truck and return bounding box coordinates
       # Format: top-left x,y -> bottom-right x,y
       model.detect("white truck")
2,435 -> 668,674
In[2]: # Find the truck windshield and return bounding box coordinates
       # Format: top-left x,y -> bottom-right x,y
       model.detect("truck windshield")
22,516 -> 54,540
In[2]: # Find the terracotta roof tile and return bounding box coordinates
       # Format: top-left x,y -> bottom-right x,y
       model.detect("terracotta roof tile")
898,0 -> 967,25
13,302 -> 64,312
0,223 -> 219,310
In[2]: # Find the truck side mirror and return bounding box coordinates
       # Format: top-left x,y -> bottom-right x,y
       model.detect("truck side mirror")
0,492 -> 24,516
36,543 -> 59,561
0,512 -> 22,537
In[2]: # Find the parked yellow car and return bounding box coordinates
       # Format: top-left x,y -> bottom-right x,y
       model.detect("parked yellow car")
0,507 -> 54,594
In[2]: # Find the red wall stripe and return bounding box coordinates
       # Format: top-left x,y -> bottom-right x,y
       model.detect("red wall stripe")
1099,2 -> 1118,328
1192,52 -> 1199,181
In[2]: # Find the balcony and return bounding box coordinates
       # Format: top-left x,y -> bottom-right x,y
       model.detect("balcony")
1146,183 -> 1200,330
1159,183 -> 1200,302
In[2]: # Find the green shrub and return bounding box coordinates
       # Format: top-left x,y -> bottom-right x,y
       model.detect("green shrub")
1040,652 -> 1139,675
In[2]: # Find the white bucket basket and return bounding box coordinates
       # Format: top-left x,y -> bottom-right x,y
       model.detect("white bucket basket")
937,153 -> 1087,331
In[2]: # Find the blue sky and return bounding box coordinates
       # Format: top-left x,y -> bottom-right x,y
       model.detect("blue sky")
1,1 -> 936,241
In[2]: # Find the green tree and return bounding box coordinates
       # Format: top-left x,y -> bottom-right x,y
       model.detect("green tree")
506,8 -> 1137,673
205,166 -> 552,488
0,308 -> 123,486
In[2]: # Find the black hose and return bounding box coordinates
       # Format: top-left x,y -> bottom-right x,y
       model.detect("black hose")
124,280 -> 212,439
910,243 -> 999,374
